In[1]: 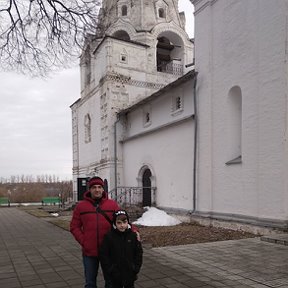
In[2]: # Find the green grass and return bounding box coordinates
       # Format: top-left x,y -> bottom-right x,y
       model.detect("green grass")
49,219 -> 70,231
19,206 -> 52,217
19,206 -> 71,231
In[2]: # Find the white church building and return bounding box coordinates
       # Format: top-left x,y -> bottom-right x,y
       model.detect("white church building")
71,0 -> 288,231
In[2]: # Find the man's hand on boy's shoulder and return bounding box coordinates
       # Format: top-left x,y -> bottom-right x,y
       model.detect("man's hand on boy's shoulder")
135,231 -> 141,242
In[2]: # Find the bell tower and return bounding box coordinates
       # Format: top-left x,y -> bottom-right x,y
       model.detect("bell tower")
98,0 -> 187,38
71,0 -> 194,197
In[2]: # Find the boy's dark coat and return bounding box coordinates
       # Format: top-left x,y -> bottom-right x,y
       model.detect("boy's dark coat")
100,227 -> 143,286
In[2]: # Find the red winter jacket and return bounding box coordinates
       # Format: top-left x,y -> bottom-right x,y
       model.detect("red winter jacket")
70,190 -> 120,257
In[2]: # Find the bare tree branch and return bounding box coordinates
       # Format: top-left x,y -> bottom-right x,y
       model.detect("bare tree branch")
0,0 -> 101,76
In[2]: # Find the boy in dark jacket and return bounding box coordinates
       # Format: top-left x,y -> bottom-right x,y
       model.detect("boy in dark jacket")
100,210 -> 143,288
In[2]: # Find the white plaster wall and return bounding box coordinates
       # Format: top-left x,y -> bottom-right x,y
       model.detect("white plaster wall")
77,93 -> 102,169
111,40 -> 149,73
192,1 -> 213,212
122,120 -> 194,210
126,80 -> 194,138
109,38 -> 183,86
92,44 -> 108,87
194,0 -> 288,221
73,1 -> 194,199
80,44 -> 107,97
120,78 -> 195,210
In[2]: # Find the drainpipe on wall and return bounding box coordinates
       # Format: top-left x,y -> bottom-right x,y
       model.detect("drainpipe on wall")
185,61 -> 198,214
192,71 -> 198,214
114,115 -> 121,198
186,62 -> 198,214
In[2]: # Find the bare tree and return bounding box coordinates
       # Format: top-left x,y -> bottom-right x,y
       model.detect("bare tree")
56,180 -> 73,205
0,0 -> 100,76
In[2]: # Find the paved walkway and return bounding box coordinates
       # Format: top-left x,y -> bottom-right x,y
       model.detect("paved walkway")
0,208 -> 288,288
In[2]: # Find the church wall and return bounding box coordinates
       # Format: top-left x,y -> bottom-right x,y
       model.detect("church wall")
194,0 -> 288,223
122,120 -> 194,210
89,44 -> 108,93
72,0 -> 194,202
126,81 -> 194,138
101,0 -> 183,33
108,37 -> 183,88
120,78 -> 195,210
193,0 -> 213,213
110,41 -> 149,74
76,92 -> 102,172
92,37 -> 182,106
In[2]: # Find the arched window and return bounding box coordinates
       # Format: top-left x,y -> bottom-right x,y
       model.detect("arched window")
159,8 -> 165,18
156,32 -> 183,75
84,114 -> 91,143
176,96 -> 182,110
143,105 -> 151,127
142,168 -> 152,206
156,37 -> 172,72
122,5 -> 127,16
226,86 -> 242,164
145,113 -> 150,123
113,30 -> 130,41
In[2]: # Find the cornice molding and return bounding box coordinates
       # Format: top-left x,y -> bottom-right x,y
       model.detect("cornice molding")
76,72 -> 165,109
121,115 -> 194,143
100,72 -> 166,90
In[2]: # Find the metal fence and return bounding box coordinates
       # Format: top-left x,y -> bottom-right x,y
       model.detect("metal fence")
157,61 -> 183,76
108,186 -> 156,207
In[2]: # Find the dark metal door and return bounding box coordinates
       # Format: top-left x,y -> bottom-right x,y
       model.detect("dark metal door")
142,169 -> 152,206
104,179 -> 108,193
77,178 -> 88,201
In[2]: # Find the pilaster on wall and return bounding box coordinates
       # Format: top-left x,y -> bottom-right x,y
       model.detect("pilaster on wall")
191,0 -> 214,212
191,0 -> 219,16
100,92 -> 109,159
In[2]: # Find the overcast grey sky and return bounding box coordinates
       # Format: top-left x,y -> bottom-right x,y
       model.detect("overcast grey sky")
0,0 -> 194,181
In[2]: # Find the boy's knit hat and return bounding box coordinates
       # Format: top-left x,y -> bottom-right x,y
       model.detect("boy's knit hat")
113,210 -> 129,224
88,177 -> 104,188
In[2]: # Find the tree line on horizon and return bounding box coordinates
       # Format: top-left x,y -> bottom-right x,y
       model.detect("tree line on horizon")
0,179 -> 73,204
0,174 -> 72,184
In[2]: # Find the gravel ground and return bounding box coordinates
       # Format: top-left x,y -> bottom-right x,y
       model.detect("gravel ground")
21,207 -> 257,248
137,222 -> 257,247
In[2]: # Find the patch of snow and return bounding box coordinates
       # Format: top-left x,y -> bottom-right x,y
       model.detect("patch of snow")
51,213 -> 59,217
133,207 -> 181,226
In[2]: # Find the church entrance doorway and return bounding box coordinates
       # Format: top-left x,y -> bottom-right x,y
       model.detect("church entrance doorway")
142,169 -> 152,206
77,178 -> 87,201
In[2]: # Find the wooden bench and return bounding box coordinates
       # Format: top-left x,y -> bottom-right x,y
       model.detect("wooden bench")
41,197 -> 61,206
0,197 -> 10,207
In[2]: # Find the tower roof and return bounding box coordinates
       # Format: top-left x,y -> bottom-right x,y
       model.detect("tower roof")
98,0 -> 187,36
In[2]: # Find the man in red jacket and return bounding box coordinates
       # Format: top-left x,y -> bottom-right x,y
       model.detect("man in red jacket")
70,176 -> 120,288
